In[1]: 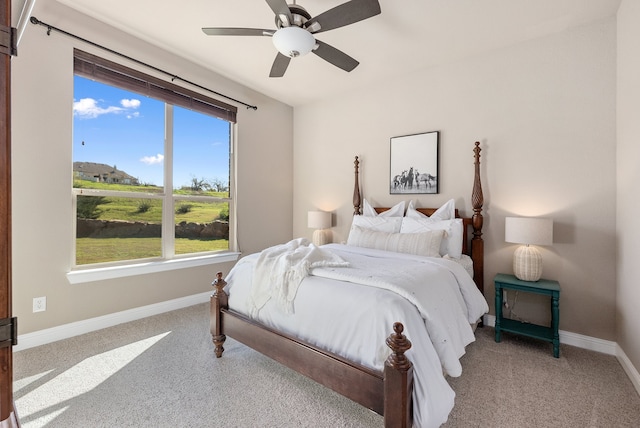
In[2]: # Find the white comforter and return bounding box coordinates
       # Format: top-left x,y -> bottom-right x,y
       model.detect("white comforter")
224,242 -> 489,428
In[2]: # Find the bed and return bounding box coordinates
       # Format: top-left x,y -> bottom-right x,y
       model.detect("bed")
210,142 -> 486,428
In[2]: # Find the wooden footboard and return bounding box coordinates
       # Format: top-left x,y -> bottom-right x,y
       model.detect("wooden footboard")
210,272 -> 413,428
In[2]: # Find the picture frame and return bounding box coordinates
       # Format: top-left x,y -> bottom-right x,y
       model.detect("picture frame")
390,131 -> 439,194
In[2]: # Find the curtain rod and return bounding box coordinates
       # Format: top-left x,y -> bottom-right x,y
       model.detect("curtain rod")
30,16 -> 258,111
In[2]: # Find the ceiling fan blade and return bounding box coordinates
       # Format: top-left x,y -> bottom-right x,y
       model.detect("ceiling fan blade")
265,0 -> 293,27
269,52 -> 291,77
305,0 -> 381,34
202,27 -> 274,36
312,40 -> 359,72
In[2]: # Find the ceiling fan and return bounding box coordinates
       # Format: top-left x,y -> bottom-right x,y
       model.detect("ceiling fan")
202,0 -> 381,77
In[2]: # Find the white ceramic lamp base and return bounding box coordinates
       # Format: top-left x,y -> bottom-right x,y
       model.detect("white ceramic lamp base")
513,245 -> 543,281
312,229 -> 329,246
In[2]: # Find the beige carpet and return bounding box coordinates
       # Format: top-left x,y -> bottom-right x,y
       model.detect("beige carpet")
13,304 -> 640,427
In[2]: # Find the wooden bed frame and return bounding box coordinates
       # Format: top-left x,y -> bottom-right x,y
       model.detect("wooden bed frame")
210,142 -> 484,428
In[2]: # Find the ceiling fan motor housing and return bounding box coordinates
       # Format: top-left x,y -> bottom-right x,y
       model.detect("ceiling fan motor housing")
275,4 -> 311,28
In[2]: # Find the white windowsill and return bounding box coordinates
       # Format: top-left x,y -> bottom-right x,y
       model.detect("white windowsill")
66,252 -> 240,284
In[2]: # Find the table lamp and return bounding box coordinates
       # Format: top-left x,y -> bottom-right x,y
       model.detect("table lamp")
505,217 -> 553,281
308,211 -> 331,246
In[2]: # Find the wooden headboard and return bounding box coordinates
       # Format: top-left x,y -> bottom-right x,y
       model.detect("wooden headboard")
352,142 -> 485,294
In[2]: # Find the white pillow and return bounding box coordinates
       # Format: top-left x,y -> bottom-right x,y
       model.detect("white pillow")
350,215 -> 403,233
406,200 -> 428,218
400,217 -> 463,259
406,199 -> 455,220
363,199 -> 405,217
347,225 -> 443,258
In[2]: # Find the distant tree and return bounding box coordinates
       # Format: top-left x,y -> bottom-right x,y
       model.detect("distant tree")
190,177 -> 207,191
209,178 -> 228,193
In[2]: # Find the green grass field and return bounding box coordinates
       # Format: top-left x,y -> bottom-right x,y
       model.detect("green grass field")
76,237 -> 230,265
75,179 -> 228,223
74,180 -> 165,194
75,180 -> 230,265
83,196 -> 227,224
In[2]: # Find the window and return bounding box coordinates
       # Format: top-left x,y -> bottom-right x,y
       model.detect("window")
72,50 -> 237,268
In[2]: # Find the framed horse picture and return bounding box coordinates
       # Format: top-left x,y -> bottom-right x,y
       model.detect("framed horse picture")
390,131 -> 439,194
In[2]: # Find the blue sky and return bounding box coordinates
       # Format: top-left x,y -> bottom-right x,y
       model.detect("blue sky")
73,76 -> 230,188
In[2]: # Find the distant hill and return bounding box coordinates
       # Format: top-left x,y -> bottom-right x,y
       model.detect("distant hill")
73,162 -> 139,185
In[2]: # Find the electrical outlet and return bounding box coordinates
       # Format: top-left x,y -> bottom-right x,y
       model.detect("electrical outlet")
33,296 -> 46,313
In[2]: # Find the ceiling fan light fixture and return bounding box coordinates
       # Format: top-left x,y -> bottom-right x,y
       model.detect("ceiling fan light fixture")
272,26 -> 315,58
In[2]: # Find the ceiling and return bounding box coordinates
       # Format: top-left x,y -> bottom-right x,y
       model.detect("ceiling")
14,0 -> 621,107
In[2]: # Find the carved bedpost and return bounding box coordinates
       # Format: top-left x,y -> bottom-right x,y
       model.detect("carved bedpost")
471,142 -> 485,294
210,271 -> 228,358
384,323 -> 413,428
353,156 -> 362,215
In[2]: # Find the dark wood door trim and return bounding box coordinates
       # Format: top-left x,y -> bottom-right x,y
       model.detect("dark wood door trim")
0,0 -> 18,426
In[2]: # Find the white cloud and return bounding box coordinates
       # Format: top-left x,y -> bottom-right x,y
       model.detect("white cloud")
73,97 -> 142,119
73,98 -> 124,119
121,99 -> 141,109
140,154 -> 164,165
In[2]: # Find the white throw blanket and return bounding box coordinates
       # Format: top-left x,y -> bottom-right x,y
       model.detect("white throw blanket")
247,238 -> 350,316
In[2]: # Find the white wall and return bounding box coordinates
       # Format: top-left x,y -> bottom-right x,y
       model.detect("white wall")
294,19 -> 617,340
616,0 -> 640,374
11,1 -> 293,334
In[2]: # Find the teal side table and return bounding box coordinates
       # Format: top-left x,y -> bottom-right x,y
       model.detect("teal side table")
494,273 -> 560,358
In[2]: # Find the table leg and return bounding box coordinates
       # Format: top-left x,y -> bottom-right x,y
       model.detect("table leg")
495,285 -> 502,342
551,292 -> 560,358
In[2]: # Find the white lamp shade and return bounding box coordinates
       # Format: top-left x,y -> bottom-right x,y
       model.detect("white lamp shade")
308,211 -> 331,230
505,217 -> 553,246
272,26 -> 315,57
506,216 -> 553,281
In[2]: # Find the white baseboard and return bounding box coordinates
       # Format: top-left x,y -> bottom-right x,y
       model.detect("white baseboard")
483,314 -> 640,396
14,291 -> 212,352
616,345 -> 640,395
482,314 -> 617,355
